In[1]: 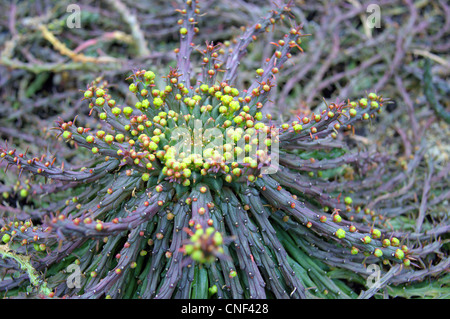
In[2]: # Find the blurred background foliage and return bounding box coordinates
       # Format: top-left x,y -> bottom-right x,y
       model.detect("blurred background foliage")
0,0 -> 448,298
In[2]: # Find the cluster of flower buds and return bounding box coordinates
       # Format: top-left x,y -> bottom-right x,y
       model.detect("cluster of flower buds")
180,223 -> 225,264
0,0 -> 423,300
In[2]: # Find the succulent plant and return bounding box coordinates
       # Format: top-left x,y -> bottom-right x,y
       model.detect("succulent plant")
1,0 -> 448,299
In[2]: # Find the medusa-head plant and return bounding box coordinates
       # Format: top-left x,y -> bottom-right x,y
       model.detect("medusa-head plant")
1,1 -> 446,299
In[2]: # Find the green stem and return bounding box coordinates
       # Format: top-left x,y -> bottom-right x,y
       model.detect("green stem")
0,244 -> 51,296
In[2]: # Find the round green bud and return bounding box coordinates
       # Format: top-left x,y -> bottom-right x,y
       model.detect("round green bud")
209,285 -> 218,295
184,244 -> 194,255
153,97 -> 164,108
182,179 -> 191,187
333,214 -> 342,223
20,189 -> 28,198
95,97 -> 105,106
191,250 -> 204,262
140,250 -> 148,256
115,134 -> 125,143
84,90 -> 93,99
62,131 -> 72,139
394,249 -> 405,260
368,92 -> 377,100
123,107 -> 133,117
374,248 -> 383,258
213,232 -> 223,245
142,99 -> 150,109
335,228 -> 346,239
391,237 -> 400,247
129,83 -> 138,93
95,89 -> 105,97
144,71 -> 155,81
359,98 -> 368,108
104,135 -> 114,144
371,229 -> 381,239
234,116 -> 243,124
